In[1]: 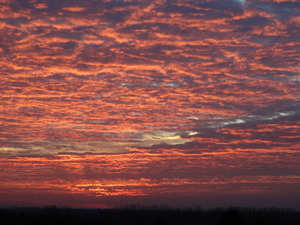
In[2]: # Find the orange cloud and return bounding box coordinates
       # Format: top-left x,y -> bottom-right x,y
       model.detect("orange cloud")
62,7 -> 86,12
0,0 -> 299,208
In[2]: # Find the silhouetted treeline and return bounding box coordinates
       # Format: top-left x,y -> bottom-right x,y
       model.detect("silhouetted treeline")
0,205 -> 299,225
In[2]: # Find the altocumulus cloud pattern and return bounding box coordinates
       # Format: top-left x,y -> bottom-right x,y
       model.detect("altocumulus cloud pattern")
0,0 -> 300,208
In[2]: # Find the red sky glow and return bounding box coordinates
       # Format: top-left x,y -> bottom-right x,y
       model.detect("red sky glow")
0,0 -> 300,209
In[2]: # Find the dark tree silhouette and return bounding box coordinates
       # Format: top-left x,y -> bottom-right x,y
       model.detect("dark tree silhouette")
0,206 -> 299,225
219,209 -> 245,225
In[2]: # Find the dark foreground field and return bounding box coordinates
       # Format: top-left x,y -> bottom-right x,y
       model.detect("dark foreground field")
0,206 -> 299,225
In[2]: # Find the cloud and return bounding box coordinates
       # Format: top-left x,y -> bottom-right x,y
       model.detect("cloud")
0,0 -> 299,205
250,1 -> 300,19
62,7 -> 86,12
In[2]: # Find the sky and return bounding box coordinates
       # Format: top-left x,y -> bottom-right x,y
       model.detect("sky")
0,0 -> 300,209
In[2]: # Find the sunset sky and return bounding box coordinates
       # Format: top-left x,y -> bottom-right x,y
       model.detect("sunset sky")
0,0 -> 300,209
